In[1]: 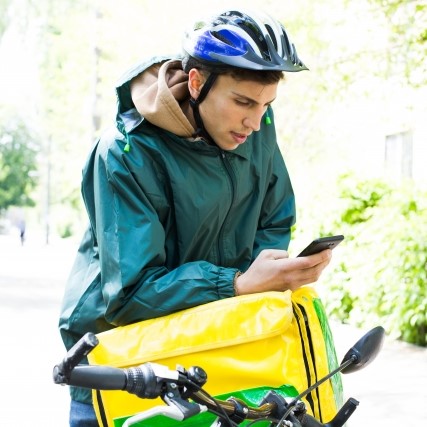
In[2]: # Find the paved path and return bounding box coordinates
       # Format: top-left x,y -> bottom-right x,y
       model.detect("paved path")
0,233 -> 425,426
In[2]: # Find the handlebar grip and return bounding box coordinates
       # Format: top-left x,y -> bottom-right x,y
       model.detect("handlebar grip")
53,332 -> 99,384
69,365 -> 127,390
61,363 -> 176,399
327,397 -> 359,427
300,397 -> 360,427
300,414 -> 323,427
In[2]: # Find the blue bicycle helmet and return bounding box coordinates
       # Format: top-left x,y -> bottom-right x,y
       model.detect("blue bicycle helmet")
182,9 -> 308,72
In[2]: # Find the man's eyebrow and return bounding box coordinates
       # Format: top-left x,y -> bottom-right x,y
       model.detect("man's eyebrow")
231,91 -> 276,105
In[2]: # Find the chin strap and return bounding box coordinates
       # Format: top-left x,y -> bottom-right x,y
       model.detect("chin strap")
189,73 -> 218,145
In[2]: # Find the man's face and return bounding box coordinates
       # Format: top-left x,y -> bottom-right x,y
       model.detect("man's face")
197,74 -> 279,151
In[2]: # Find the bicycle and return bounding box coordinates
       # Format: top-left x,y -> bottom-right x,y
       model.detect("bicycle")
53,325 -> 385,426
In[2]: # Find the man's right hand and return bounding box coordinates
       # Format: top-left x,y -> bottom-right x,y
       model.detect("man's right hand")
234,248 -> 332,295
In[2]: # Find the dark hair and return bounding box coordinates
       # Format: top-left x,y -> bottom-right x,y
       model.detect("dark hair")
182,56 -> 284,84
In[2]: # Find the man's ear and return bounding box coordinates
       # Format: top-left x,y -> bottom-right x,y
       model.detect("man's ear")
188,69 -> 204,99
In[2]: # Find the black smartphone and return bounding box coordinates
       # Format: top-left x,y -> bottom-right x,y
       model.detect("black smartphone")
297,235 -> 344,257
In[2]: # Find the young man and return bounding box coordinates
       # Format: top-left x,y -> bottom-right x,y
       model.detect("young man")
59,9 -> 332,426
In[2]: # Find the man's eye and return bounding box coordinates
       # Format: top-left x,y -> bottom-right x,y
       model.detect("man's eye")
235,99 -> 250,106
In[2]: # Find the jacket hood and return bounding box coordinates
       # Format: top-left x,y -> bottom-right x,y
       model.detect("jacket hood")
115,57 -> 196,138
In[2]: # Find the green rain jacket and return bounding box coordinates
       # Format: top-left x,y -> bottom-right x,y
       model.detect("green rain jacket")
59,56 -> 296,403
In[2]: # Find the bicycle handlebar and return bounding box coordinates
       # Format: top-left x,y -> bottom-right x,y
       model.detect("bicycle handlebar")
53,333 -> 358,427
53,332 -> 98,384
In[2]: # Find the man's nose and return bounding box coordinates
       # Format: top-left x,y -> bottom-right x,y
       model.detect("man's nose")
243,107 -> 266,132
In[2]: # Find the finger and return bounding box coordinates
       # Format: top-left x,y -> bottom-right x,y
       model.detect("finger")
297,249 -> 332,268
266,249 -> 289,260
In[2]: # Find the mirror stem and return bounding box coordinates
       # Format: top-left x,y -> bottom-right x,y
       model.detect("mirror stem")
282,354 -> 358,420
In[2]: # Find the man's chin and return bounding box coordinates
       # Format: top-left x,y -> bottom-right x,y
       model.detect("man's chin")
219,143 -> 240,151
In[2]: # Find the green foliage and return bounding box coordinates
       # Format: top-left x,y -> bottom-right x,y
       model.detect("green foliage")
337,174 -> 392,224
322,263 -> 357,323
321,175 -> 427,346
0,116 -> 40,211
0,0 -> 12,38
369,0 -> 427,87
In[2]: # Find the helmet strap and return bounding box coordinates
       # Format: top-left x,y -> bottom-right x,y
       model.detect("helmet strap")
189,73 -> 218,145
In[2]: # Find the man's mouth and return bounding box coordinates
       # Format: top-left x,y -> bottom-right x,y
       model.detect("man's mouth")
231,131 -> 250,144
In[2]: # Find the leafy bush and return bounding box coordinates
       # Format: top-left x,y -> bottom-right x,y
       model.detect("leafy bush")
318,175 -> 427,346
0,115 -> 40,211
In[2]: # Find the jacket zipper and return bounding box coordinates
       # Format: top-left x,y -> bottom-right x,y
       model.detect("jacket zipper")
217,150 -> 236,265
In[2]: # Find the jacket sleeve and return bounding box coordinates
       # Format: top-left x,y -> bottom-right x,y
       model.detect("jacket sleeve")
84,135 -> 236,327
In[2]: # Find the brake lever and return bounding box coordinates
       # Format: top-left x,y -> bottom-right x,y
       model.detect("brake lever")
122,382 -> 207,427
163,382 -> 207,419
122,405 -> 201,427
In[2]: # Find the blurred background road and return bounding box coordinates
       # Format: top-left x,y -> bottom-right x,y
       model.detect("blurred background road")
0,232 -> 426,427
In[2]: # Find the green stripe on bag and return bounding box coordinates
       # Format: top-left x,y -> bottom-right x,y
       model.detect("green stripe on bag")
113,384 -> 299,427
313,297 -> 343,408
